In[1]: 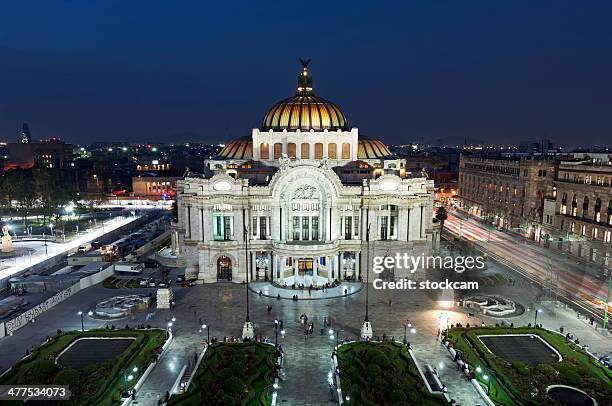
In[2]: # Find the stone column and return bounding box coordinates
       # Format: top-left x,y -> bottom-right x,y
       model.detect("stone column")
410,205 -> 421,241
271,206 -> 281,241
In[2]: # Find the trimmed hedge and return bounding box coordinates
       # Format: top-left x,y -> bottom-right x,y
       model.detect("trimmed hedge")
169,342 -> 277,406
448,326 -> 612,406
337,341 -> 446,406
0,328 -> 167,405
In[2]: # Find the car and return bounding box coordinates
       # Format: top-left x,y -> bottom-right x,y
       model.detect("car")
139,278 -> 151,286
181,280 -> 196,287
176,275 -> 185,282
148,281 -> 157,287
158,281 -> 168,288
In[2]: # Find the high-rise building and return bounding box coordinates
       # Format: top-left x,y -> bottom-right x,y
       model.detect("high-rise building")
20,123 -> 32,144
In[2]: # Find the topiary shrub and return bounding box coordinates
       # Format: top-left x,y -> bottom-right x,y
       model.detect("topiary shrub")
231,362 -> 246,377
366,364 -> 381,379
26,360 -> 58,384
53,368 -> 80,386
390,389 -> 407,402
535,364 -> 555,377
367,349 -> 390,368
218,368 -> 233,380
224,377 -> 245,394
218,394 -> 236,406
83,364 -> 99,375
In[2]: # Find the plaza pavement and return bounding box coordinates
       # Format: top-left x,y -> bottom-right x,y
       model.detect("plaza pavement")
1,256 -> 610,405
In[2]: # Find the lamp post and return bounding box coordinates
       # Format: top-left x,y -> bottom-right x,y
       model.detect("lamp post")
43,232 -> 48,257
404,321 -> 412,344
78,311 -> 84,331
201,324 -> 210,343
242,206 -> 254,340
534,308 -> 542,327
360,221 -> 373,340
274,320 -> 279,346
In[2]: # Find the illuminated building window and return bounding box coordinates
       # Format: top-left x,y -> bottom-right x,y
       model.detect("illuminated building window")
288,143 -> 296,158
314,143 -> 323,159
260,143 -> 269,160
274,143 -> 282,160
301,143 -> 310,159
328,143 -> 337,159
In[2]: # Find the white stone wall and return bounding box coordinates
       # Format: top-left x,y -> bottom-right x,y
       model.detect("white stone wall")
177,162 -> 437,283
252,128 -> 359,163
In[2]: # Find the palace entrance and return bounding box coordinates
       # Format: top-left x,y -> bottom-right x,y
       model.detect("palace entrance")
297,258 -> 313,276
217,256 -> 232,281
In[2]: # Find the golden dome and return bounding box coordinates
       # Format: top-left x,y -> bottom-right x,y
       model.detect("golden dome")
261,60 -> 349,131
358,138 -> 392,159
217,136 -> 252,160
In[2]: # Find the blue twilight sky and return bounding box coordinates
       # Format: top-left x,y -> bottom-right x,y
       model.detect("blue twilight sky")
0,1 -> 610,148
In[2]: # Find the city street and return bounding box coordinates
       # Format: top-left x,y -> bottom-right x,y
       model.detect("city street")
444,210 -> 611,324
0,215 -> 139,281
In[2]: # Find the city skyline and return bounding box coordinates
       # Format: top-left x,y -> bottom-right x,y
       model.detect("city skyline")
1,1 -> 611,147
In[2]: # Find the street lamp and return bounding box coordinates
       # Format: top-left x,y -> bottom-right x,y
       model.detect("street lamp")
201,324 -> 210,343
78,311 -> 84,331
274,320 -> 279,346
361,222 -> 373,340
43,232 -> 48,257
483,374 -> 491,394
534,308 -> 542,327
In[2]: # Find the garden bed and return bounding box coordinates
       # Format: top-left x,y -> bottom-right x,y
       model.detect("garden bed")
0,328 -> 167,405
336,341 -> 446,406
169,342 -> 277,406
447,326 -> 612,405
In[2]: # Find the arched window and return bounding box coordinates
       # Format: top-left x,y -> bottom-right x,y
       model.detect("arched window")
594,198 -> 601,222
571,194 -> 578,216
583,196 -> 589,218
287,143 -> 296,159
341,143 -> 350,159
273,143 -> 282,160
608,200 -> 612,226
301,143 -> 310,159
328,143 -> 337,159
314,143 -> 323,159
260,143 -> 269,160
560,193 -> 568,215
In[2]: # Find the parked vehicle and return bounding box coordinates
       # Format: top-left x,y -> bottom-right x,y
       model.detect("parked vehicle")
77,243 -> 92,253
115,263 -> 144,275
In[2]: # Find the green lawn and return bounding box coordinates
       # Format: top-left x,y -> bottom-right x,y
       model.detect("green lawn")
337,341 -> 447,406
0,328 -> 167,405
169,342 -> 278,406
448,326 -> 612,406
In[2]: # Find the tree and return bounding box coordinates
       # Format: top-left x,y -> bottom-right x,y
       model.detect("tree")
436,206 -> 448,228
12,170 -> 37,230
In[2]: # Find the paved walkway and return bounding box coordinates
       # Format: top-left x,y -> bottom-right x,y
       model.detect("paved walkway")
2,247 -> 610,404
250,281 -> 362,300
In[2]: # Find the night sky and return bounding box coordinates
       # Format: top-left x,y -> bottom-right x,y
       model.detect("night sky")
0,1 -> 611,148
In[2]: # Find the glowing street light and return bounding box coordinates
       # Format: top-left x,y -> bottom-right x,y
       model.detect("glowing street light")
534,308 -> 543,326
78,311 -> 84,331
202,324 -> 210,343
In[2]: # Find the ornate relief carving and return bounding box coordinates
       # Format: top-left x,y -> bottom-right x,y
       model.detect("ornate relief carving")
293,185 -> 318,199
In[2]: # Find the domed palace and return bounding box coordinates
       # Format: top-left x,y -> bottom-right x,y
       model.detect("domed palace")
176,61 -> 440,285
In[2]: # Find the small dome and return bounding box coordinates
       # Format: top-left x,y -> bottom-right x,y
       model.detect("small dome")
217,136 -> 252,160
358,138 -> 392,159
261,60 -> 349,132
